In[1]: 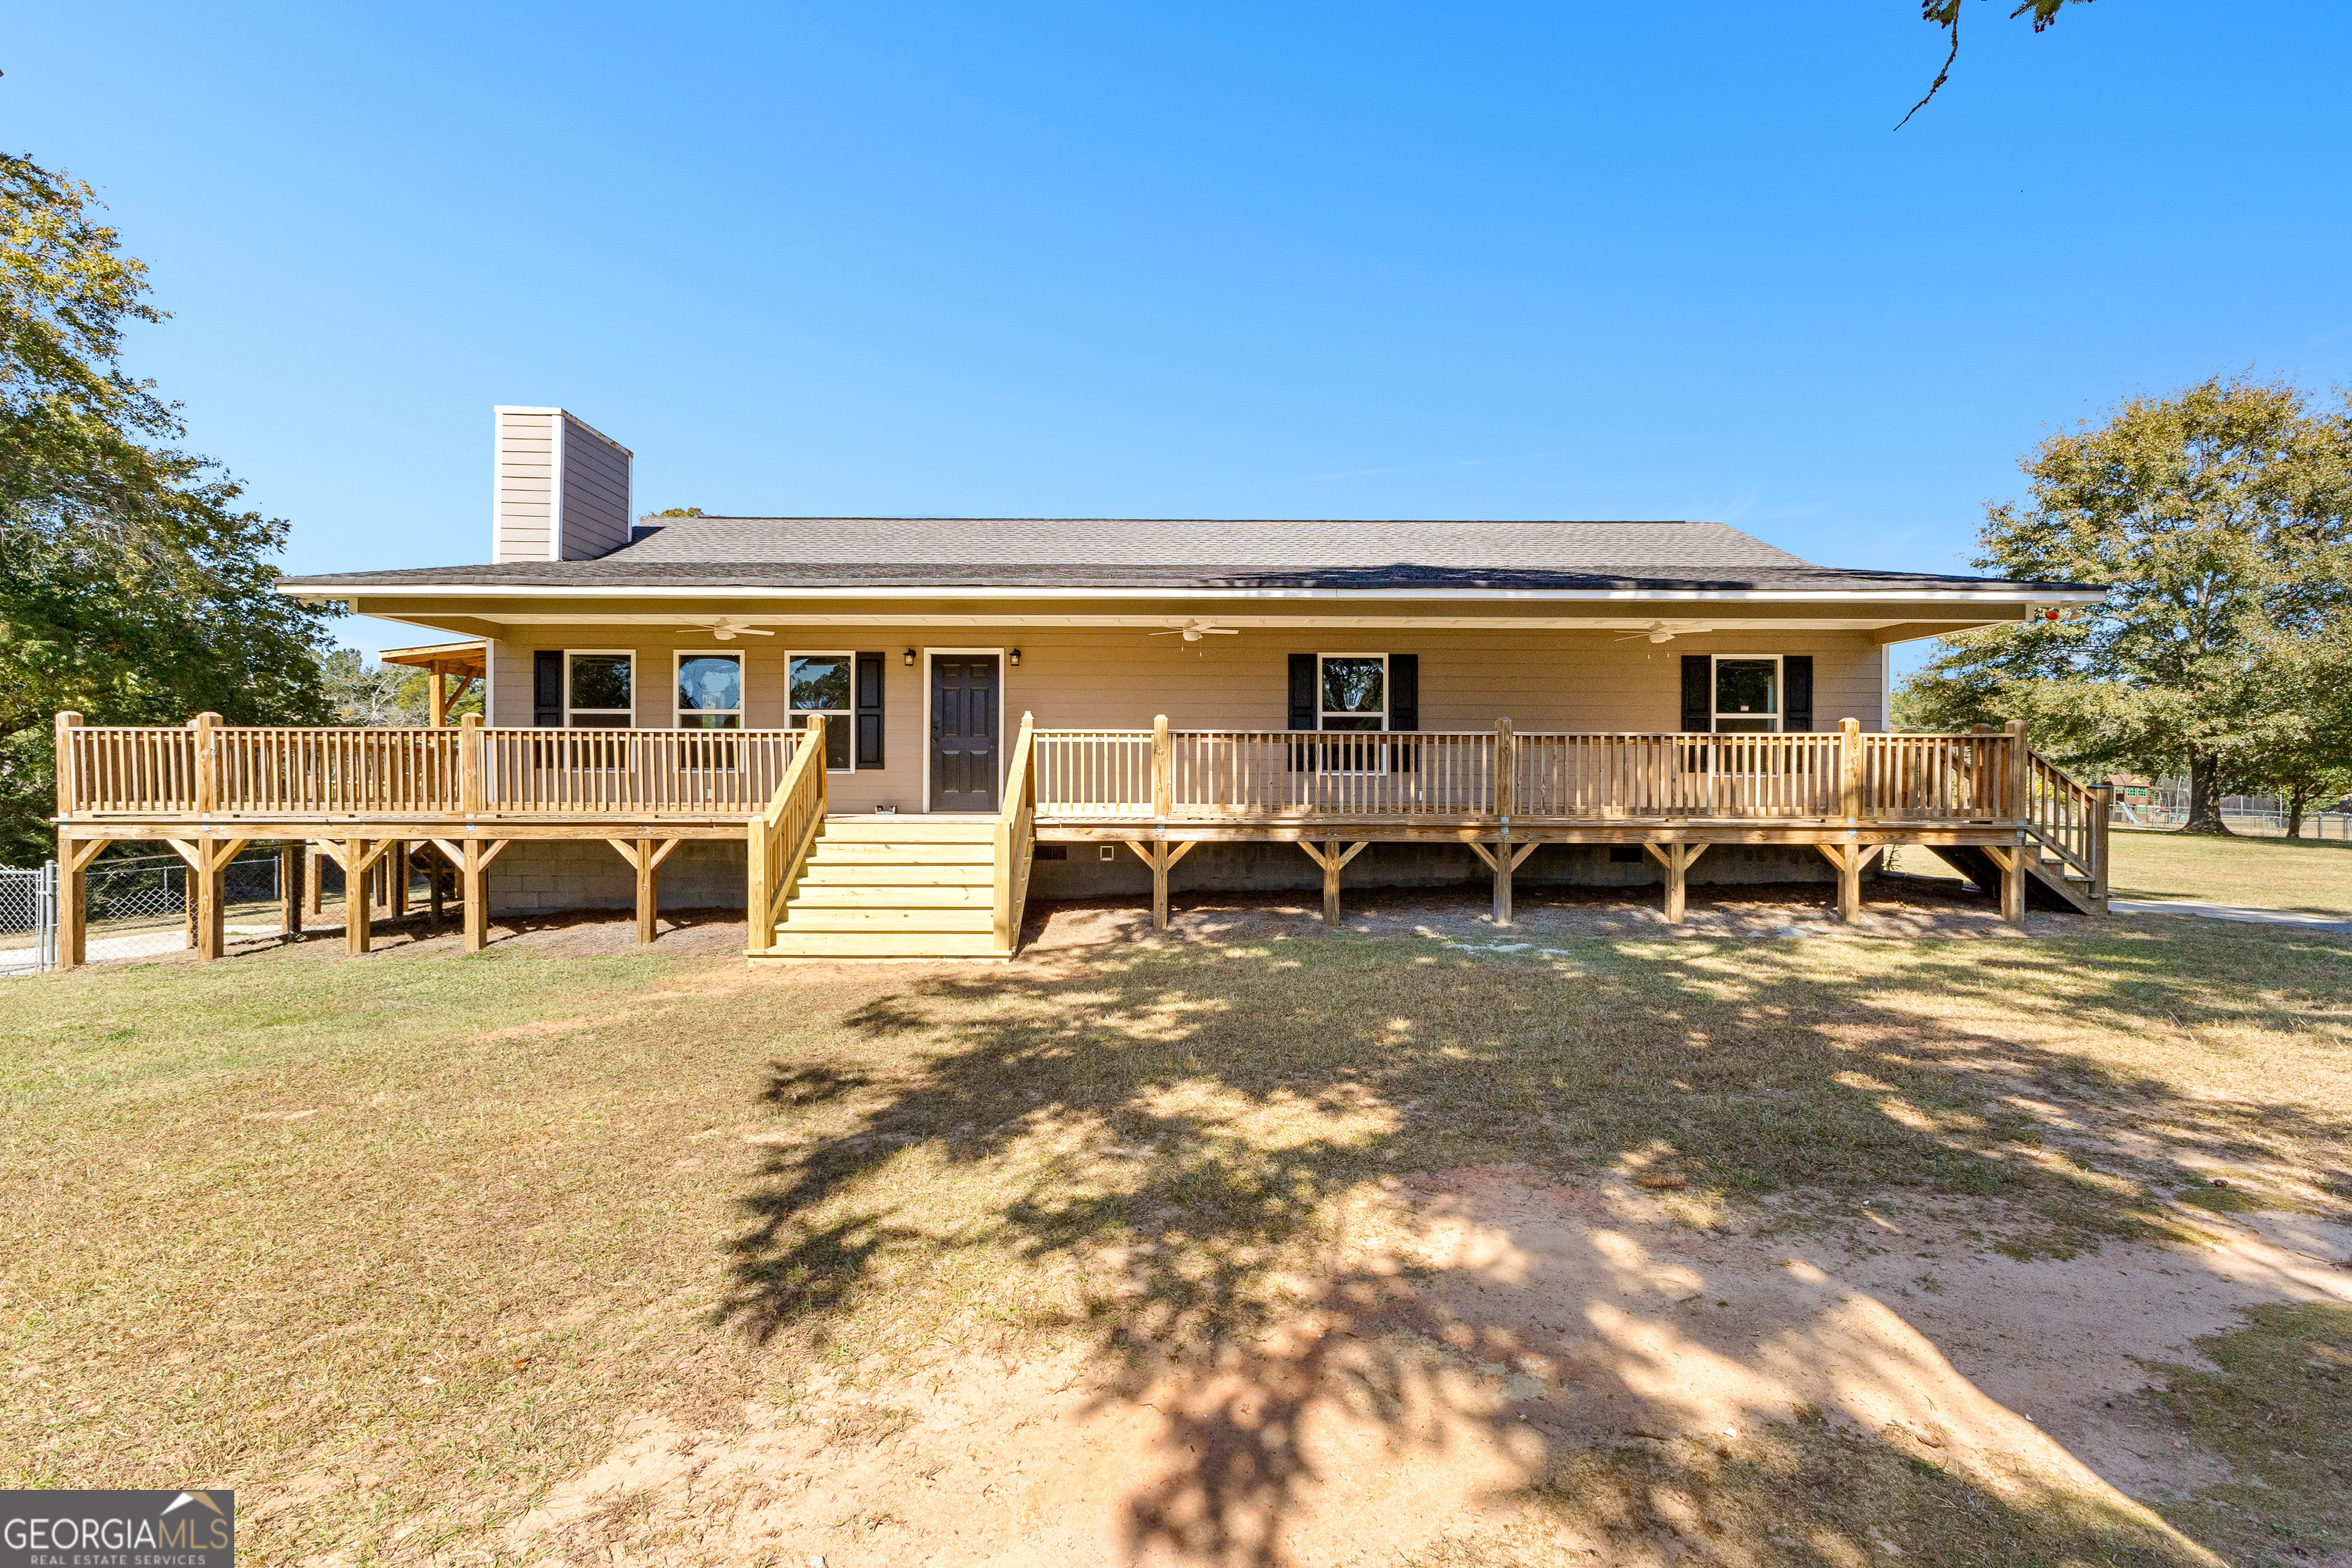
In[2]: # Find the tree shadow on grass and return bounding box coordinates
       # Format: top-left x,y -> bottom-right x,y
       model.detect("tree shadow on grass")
714,920 -> 2351,1562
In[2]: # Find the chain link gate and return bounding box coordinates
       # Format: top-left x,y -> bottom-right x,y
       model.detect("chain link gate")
0,863 -> 55,977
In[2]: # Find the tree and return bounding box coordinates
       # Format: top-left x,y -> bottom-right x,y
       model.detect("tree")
316,648 -> 483,727
1896,376 -> 2352,834
1900,0 -> 2094,129
2236,633 -> 2352,838
0,152 -> 333,865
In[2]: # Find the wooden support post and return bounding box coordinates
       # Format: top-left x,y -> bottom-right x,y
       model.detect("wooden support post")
436,838 -> 510,954
1982,844 -> 2026,926
2004,717 -> 2030,823
54,710 -> 81,824
281,843 -> 304,939
427,844 -> 445,924
1124,839 -> 1197,931
1296,840 -> 1365,927
606,836 -> 680,945
428,662 -> 450,726
1152,714 -> 1172,820
55,835 -> 100,970
389,842 -> 409,919
1468,838 -> 1540,927
1642,841 -> 1711,925
1838,717 -> 1863,822
191,711 -> 220,817
343,839 -> 374,955
1813,843 -> 1881,923
459,713 -> 485,815
305,844 -> 323,916
167,835 -> 248,962
746,818 -> 773,957
184,864 -> 197,949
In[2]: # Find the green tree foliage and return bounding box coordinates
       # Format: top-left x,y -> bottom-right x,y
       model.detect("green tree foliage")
0,152 -> 333,864
317,648 -> 482,727
1897,377 -> 2352,834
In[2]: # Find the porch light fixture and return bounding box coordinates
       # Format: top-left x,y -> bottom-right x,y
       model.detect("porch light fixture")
903,648 -> 916,666
1010,648 -> 1021,666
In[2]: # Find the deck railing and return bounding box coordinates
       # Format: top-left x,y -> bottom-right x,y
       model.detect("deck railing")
55,712 -> 2076,835
1033,720 -> 2027,824
59,714 -> 807,821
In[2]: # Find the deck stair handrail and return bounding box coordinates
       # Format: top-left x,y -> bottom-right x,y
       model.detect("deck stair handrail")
2024,753 -> 2105,887
993,710 -> 1039,954
746,716 -> 828,956
58,717 -> 806,821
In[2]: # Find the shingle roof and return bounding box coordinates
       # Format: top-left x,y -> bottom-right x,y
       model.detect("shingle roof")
276,517 -> 2098,596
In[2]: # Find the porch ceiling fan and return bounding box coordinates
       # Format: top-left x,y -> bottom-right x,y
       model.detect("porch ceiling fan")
677,616 -> 775,641
1615,620 -> 1704,645
1149,619 -> 1240,642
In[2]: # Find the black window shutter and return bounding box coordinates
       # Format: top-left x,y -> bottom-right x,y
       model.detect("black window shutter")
534,650 -> 564,727
1783,656 -> 1815,732
854,652 -> 885,768
1387,654 -> 1419,733
1288,655 -> 1318,730
1680,655 -> 1711,733
1286,653 -> 1317,773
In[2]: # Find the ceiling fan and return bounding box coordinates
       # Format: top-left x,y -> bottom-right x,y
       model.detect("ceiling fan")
1615,620 -> 1704,645
678,616 -> 775,642
1149,619 -> 1240,642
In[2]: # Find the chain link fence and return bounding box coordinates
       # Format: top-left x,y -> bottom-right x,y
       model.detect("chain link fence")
0,844 -> 452,975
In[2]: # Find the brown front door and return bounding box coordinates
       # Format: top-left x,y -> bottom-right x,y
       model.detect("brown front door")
929,655 -> 999,812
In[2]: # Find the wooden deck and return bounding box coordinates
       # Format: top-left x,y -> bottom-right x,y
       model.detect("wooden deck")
50,711 -> 2110,967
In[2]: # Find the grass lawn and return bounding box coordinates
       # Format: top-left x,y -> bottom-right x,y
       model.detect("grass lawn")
1888,825 -> 2352,920
2104,828 -> 2352,917
4,916 -> 2348,1564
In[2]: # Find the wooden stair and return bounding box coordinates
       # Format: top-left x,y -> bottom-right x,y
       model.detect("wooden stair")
761,817 -> 1004,958
1924,842 -> 2103,916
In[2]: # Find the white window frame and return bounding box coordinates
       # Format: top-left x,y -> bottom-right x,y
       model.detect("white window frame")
564,648 -> 635,728
1317,652 -> 1389,731
788,649 -> 858,773
1710,653 -> 1783,733
673,648 -> 746,730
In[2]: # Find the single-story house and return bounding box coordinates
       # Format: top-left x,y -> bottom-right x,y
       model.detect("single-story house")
49,407 -> 2111,964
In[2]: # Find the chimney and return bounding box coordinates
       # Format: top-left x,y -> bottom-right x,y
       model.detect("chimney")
491,406 -> 634,562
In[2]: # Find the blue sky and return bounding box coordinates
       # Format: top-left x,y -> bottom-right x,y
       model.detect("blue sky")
10,3 -> 2349,670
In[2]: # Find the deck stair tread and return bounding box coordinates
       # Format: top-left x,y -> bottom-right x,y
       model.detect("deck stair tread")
762,932 -> 1002,957
760,817 -> 1009,959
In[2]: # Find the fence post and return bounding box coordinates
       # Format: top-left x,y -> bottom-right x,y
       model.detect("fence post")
459,713 -> 485,815
1838,718 -> 1863,823
2088,784 -> 2112,904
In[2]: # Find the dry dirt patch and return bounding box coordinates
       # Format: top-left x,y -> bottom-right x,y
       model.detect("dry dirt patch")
508,1165 -> 2348,1566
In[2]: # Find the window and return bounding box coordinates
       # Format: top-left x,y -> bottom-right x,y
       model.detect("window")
1712,656 -> 1780,733
567,652 -> 633,728
790,652 -> 854,769
1318,655 -> 1387,731
676,652 -> 743,730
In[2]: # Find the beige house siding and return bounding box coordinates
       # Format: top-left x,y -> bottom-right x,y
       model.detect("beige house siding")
482,625 -> 1885,812
491,407 -> 633,563
555,413 -> 633,560
490,408 -> 557,563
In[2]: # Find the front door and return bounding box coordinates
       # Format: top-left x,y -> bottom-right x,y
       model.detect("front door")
929,655 -> 1000,812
